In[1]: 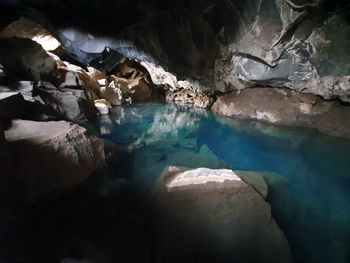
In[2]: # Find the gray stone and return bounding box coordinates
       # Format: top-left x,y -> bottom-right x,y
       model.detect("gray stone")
4,119 -> 104,200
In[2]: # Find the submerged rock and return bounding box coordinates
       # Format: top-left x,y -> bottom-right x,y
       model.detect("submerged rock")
152,166 -> 292,263
212,88 -> 350,138
4,120 -> 104,200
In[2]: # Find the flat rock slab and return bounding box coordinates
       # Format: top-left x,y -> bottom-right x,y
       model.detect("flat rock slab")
152,166 -> 292,263
4,120 -> 104,200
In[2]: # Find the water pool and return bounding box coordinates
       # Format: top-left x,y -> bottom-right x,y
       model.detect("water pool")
94,102 -> 350,263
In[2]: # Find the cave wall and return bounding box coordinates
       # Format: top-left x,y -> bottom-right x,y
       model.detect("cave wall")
1,0 -> 350,101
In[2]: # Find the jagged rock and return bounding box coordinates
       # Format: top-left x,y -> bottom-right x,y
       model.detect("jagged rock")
28,0 -> 350,102
141,61 -> 213,94
128,77 -> 153,101
112,75 -> 153,102
4,119 -> 104,200
99,85 -> 122,106
94,99 -> 111,115
87,66 -> 106,80
140,61 -> 190,91
0,17 -> 62,52
54,59 -> 101,96
152,166 -> 292,263
193,93 -> 213,108
0,40 -> 101,105
212,88 -> 350,138
97,78 -> 108,86
165,89 -> 213,108
112,58 -> 145,79
215,3 -> 350,102
35,82 -> 96,123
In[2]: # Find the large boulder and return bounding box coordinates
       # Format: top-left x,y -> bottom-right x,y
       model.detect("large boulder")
4,120 -> 104,200
212,87 -> 350,138
152,166 -> 292,263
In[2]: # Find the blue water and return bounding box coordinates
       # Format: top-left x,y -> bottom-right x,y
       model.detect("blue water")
94,102 -> 350,263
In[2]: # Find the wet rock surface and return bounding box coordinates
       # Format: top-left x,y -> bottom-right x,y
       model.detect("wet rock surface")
152,166 -> 292,263
212,87 -> 350,138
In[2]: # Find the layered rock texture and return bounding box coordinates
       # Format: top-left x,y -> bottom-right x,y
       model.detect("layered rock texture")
152,166 -> 292,263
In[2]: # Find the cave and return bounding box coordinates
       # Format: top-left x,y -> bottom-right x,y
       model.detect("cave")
0,1 -> 350,263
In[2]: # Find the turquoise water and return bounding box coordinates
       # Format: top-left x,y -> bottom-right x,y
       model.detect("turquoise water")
94,102 -> 350,263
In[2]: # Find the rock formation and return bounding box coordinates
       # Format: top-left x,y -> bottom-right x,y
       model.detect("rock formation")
212,87 -> 350,138
152,166 -> 292,263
